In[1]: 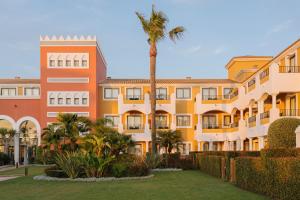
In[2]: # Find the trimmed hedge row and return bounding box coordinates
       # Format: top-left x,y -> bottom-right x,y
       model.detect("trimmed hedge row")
0,152 -> 10,166
198,155 -> 222,178
236,157 -> 300,200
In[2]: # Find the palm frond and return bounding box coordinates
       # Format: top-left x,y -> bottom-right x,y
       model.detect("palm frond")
169,26 -> 185,42
135,12 -> 150,34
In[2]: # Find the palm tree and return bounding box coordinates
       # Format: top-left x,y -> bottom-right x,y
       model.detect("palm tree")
82,134 -> 110,157
136,5 -> 185,154
157,130 -> 182,155
42,124 -> 63,151
0,128 -> 16,154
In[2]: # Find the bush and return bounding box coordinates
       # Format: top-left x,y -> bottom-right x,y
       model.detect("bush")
145,153 -> 162,169
236,156 -> 300,200
35,147 -> 56,164
44,166 -> 67,178
198,155 -> 222,178
54,151 -> 82,179
128,156 -> 150,177
268,118 -> 300,148
0,152 -> 10,165
111,162 -> 128,178
261,148 -> 298,158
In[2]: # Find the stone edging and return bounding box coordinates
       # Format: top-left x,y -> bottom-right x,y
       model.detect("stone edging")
151,168 -> 183,172
33,174 -> 154,182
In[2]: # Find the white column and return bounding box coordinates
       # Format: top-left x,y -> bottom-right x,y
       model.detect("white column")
171,114 -> 176,130
240,139 -> 244,151
249,106 -> 253,117
296,126 -> 300,148
209,141 -> 213,151
145,141 -> 149,153
270,93 -> 279,121
197,141 -> 201,151
249,138 -> 253,151
258,136 -> 264,150
231,113 -> 234,124
223,140 -> 229,151
145,114 -> 149,131
14,133 -> 20,166
257,100 -> 264,125
118,114 -> 124,133
197,114 -> 202,132
236,139 -> 241,151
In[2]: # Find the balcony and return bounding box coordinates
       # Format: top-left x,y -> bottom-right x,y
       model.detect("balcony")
202,123 -> 238,133
248,115 -> 256,128
155,94 -> 169,100
280,109 -> 300,117
124,124 -> 145,133
201,94 -> 237,102
125,95 -> 143,101
279,66 -> 300,73
260,111 -> 270,125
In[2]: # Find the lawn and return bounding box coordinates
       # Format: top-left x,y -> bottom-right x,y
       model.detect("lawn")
0,166 -> 267,200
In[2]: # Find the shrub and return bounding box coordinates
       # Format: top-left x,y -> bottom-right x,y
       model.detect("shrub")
44,165 -> 67,178
268,118 -> 300,148
54,151 -> 82,179
198,155 -> 222,178
35,147 -> 56,164
128,156 -> 150,177
261,148 -> 298,158
236,156 -> 300,200
111,162 -> 128,178
145,153 -> 162,169
0,152 -> 10,165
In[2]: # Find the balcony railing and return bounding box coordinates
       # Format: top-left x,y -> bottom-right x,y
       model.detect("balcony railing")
248,115 -> 256,123
155,95 -> 169,100
280,109 -> 300,117
202,123 -> 233,129
260,111 -> 270,119
202,95 -> 235,101
126,125 -> 144,130
125,95 -> 143,100
279,66 -> 300,73
230,122 -> 239,128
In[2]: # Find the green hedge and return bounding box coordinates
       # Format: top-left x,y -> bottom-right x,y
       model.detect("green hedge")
261,148 -> 298,158
236,157 -> 300,200
268,118 -> 300,148
198,155 -> 222,178
0,152 -> 10,166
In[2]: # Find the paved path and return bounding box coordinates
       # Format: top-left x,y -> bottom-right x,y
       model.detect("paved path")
0,176 -> 19,182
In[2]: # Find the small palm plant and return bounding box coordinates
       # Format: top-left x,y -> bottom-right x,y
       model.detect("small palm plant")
0,128 -> 16,154
42,124 -> 63,151
136,5 -> 185,154
157,130 -> 182,155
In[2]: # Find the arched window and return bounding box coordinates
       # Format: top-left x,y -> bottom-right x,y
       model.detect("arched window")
66,93 -> 72,105
82,93 -> 88,105
57,55 -> 63,67
49,93 -> 56,105
57,93 -> 64,105
65,55 -> 71,67
49,55 -> 55,67
81,55 -> 88,67
74,93 -> 80,105
74,55 -> 79,67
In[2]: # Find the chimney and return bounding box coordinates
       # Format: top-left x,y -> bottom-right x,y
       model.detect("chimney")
14,76 -> 21,79
186,76 -> 192,80
107,76 -> 111,80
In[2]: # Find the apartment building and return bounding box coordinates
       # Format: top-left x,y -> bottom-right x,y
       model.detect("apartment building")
0,36 -> 300,161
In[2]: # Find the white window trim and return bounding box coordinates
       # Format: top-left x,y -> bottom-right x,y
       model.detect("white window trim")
104,114 -> 120,128
47,91 -> 89,107
47,53 -> 89,69
47,112 -> 90,118
125,87 -> 143,100
103,87 -> 120,100
175,114 -> 192,128
175,87 -> 192,100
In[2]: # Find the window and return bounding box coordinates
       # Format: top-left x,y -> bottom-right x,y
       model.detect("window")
223,88 -> 232,99
1,88 -> 16,96
58,97 -> 63,105
223,115 -> 231,127
176,115 -> 191,127
127,115 -> 142,129
105,116 -> 119,127
74,98 -> 80,105
104,88 -> 119,99
248,78 -> 256,87
58,60 -> 63,67
179,143 -> 191,155
156,115 -> 168,129
134,144 -> 142,156
156,88 -> 167,100
49,60 -> 55,67
24,87 -> 40,96
290,96 -> 296,115
74,60 -> 79,67
82,60 -> 87,67
289,55 -> 296,67
176,88 -> 191,99
126,88 -> 142,100
202,88 -> 217,100
49,98 -> 55,105
82,98 -> 88,105
66,60 -> 71,67
260,68 -> 269,79
202,115 -> 217,129
66,98 -> 72,105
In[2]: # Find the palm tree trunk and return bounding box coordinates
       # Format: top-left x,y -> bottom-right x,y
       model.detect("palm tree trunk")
150,43 -> 157,155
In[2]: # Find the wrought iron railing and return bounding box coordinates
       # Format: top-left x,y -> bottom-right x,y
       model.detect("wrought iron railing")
279,66 -> 300,73
280,109 -> 300,117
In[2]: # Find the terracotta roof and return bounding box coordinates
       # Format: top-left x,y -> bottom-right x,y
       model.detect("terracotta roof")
0,78 -> 40,84
99,78 -> 237,84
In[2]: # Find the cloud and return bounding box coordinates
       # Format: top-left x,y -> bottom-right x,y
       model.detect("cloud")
266,19 -> 293,36
187,45 -> 202,53
214,46 -> 226,55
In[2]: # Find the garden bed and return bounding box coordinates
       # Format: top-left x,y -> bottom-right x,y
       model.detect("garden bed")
33,174 -> 154,182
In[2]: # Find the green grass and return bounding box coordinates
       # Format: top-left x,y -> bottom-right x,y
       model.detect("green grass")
0,166 -> 267,200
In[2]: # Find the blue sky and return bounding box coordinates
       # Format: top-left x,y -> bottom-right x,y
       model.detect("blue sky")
0,0 -> 299,79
